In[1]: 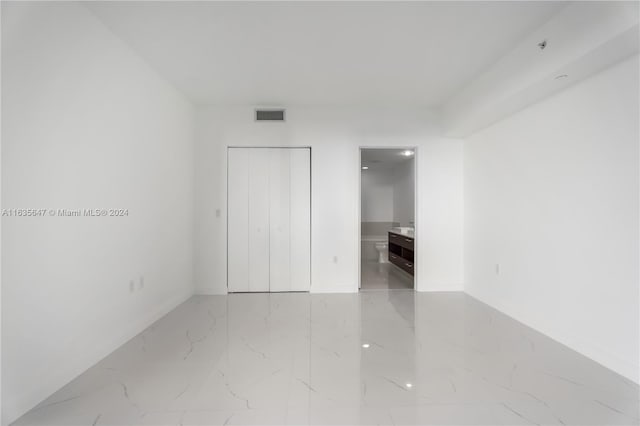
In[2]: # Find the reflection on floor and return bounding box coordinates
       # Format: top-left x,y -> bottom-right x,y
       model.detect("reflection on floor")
13,292 -> 639,426
361,260 -> 413,290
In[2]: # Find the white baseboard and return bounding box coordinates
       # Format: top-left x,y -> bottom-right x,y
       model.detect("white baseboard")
418,282 -> 464,292
310,286 -> 357,294
4,291 -> 193,425
195,286 -> 358,295
195,287 -> 228,295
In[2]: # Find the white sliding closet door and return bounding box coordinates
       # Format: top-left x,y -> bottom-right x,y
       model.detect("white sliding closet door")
269,149 -> 292,292
227,148 -> 249,292
227,147 -> 310,293
289,148 -> 311,291
248,149 -> 270,292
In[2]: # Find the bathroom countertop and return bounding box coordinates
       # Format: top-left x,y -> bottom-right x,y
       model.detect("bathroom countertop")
389,228 -> 415,239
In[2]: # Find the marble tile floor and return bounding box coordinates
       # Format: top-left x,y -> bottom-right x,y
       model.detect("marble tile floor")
360,260 -> 413,290
13,292 -> 639,425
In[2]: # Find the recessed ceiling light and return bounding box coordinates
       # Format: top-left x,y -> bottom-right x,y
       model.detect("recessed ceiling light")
401,150 -> 414,157
362,166 -> 369,170
406,383 -> 413,388
362,343 -> 370,348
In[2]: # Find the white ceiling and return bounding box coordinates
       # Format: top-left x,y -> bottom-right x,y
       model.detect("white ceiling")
87,1 -> 565,107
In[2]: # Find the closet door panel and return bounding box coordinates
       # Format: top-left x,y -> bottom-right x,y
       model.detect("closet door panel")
248,149 -> 270,292
290,148 -> 311,291
227,148 -> 249,292
269,149 -> 291,292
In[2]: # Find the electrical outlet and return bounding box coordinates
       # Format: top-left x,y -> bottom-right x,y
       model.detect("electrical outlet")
139,276 -> 144,290
333,256 -> 338,264
216,209 -> 221,218
495,264 -> 500,275
129,280 -> 135,293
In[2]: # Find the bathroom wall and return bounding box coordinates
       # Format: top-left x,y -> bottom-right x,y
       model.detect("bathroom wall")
393,157 -> 415,226
361,157 -> 415,236
361,165 -> 399,262
361,167 -> 395,224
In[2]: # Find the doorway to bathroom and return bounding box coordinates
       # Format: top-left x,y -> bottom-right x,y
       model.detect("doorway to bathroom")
359,148 -> 416,290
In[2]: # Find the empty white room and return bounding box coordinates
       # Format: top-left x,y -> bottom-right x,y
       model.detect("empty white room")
1,1 -> 638,425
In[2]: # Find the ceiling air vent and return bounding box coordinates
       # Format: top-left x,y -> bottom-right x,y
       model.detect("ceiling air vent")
255,109 -> 285,122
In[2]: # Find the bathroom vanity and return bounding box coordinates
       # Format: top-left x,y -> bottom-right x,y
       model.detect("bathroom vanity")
388,230 -> 414,276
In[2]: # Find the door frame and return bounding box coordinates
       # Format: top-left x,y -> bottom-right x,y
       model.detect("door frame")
357,146 -> 418,291
226,146 -> 312,293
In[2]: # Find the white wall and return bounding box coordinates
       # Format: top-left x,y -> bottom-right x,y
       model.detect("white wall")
361,167 -> 395,223
464,56 -> 639,382
1,3 -> 195,423
393,158 -> 415,226
195,107 -> 463,294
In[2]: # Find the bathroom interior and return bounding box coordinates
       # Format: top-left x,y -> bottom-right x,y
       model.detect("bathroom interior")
360,148 -> 415,290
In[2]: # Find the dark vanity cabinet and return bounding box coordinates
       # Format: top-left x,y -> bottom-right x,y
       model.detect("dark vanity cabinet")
388,232 -> 414,276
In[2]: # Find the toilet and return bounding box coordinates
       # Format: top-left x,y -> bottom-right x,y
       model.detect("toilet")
375,242 -> 389,263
